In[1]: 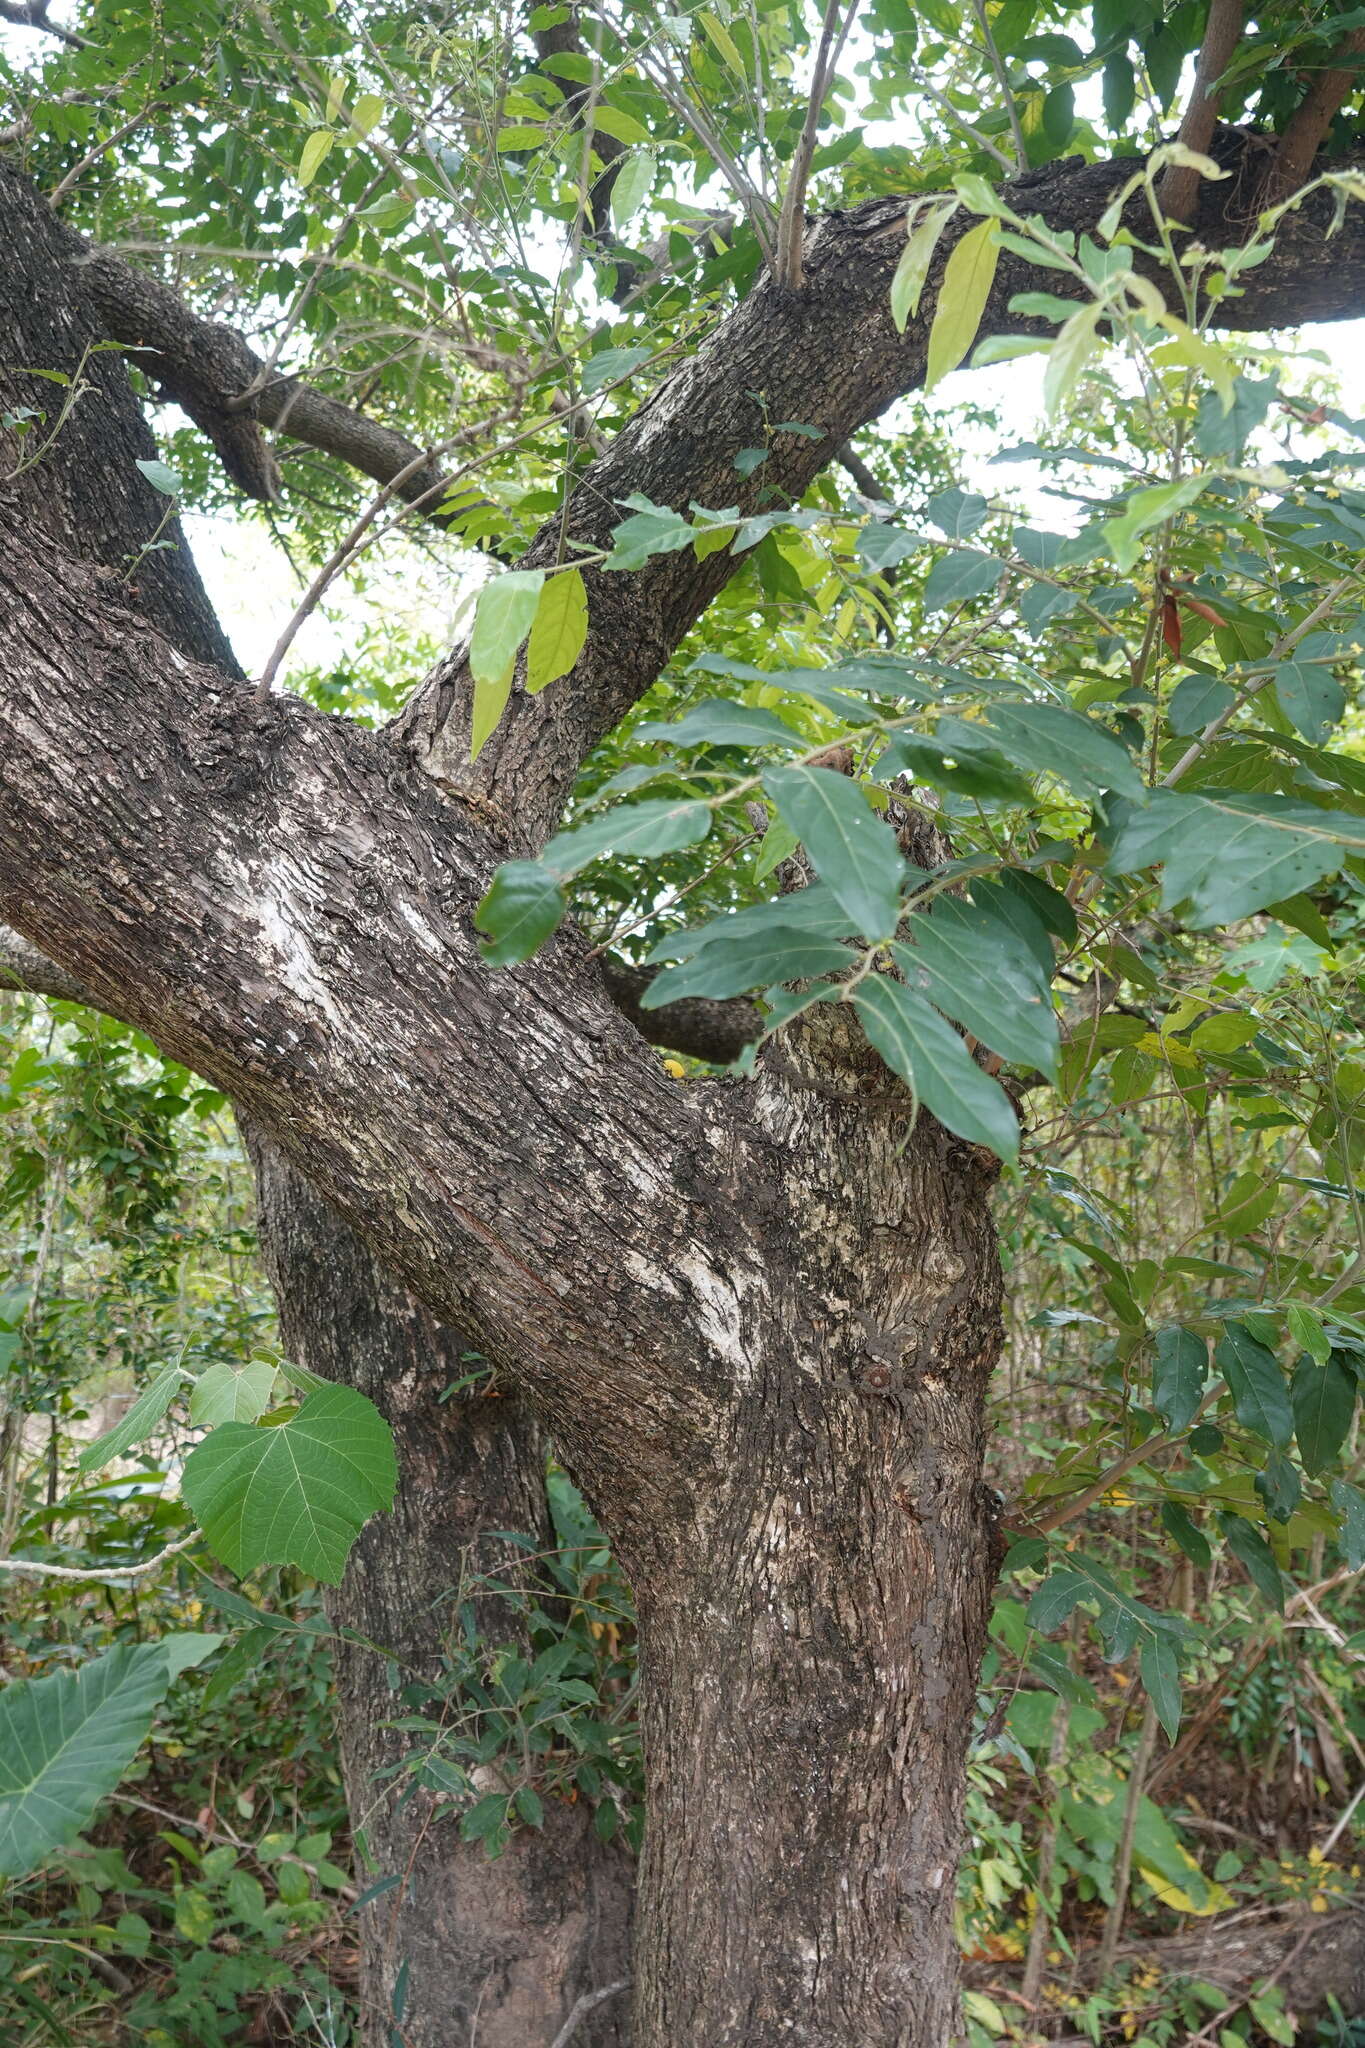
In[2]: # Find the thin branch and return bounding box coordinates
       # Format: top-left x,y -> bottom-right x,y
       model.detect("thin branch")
773,0 -> 860,288
0,1532 -> 198,1582
49,107 -> 164,210
0,0 -> 87,47
1159,0 -> 1244,222
550,1979 -> 631,2048
970,0 -> 1028,173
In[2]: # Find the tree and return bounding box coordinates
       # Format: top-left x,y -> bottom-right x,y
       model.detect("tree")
3,1 -> 1365,2041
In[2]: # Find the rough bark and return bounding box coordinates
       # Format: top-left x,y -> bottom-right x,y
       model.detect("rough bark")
0,170 -> 635,2046
249,1138 -> 633,2048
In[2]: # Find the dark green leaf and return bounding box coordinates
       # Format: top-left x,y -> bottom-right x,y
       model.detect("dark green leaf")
1291,1352 -> 1357,1475
982,702 -> 1145,801
641,927 -> 853,1007
892,898 -> 1058,1075
764,765 -> 905,941
1161,1500 -> 1211,1567
543,798 -> 713,880
1275,661 -> 1345,743
852,977 -> 1019,1159
1139,1633 -> 1181,1740
636,701 -> 806,751
1255,1449 -> 1301,1524
1216,1322 -> 1293,1449
922,549 -> 1002,611
1220,1512 -> 1284,1610
1105,789 -> 1361,926
476,862 -> 568,967
1152,1326 -> 1206,1433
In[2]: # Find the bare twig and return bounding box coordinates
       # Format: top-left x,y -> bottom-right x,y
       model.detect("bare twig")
549,1979 -> 630,2048
0,1531 -> 198,1582
49,107 -> 164,210
1159,0 -> 1245,222
774,0 -> 860,288
1097,1697 -> 1161,1981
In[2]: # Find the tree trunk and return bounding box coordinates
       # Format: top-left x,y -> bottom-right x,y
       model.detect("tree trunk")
0,165 -> 632,2048
250,1136 -> 633,2048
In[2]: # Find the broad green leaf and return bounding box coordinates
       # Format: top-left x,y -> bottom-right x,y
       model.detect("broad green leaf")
1216,1322 -> 1293,1449
646,884 -> 853,963
543,796 -> 712,880
609,149 -> 654,230
1275,660 -> 1345,743
1103,475 -> 1209,572
1104,790 -> 1360,926
926,218 -> 999,389
1285,1303 -> 1331,1365
636,700 -> 806,751
754,809 -> 801,880
878,731 -> 1035,805
982,702 -> 1144,801
526,570 -> 588,693
298,130 -> 335,187
1140,1633 -> 1182,1741
475,861 -> 568,967
1161,1500 -> 1211,1567
181,1384 -> 397,1584
890,197 -> 958,333
79,1362 -> 183,1474
852,977 -> 1019,1160
642,927 -> 853,1008
350,92 -> 384,137
583,348 -> 654,398
1220,1512 -> 1284,1610
189,1361 -> 277,1429
922,549 -> 1002,611
764,765 -> 904,942
592,103 -> 650,146
892,900 -> 1058,1076
135,458 -> 182,498
1152,1326 -> 1207,1432
1167,674 -> 1234,735
1255,1448 -> 1301,1524
1291,1352 -> 1357,1475
699,9 -> 744,71
0,1644 -> 172,1876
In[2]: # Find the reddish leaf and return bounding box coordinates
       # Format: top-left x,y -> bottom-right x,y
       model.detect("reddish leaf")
1162,595 -> 1182,657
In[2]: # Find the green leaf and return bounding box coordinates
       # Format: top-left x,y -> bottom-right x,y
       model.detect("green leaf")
982,702 -> 1145,801
922,549 -> 1002,611
1275,660 -> 1345,743
469,570 -> 546,760
642,927 -> 852,1007
350,92 -> 384,137
79,1362 -> 183,1474
636,700 -> 806,751
764,765 -> 904,942
525,569 -> 588,694
1216,1322 -> 1293,1449
890,197 -> 958,332
0,1644 -> 173,1877
1104,790 -> 1361,926
181,1384 -> 397,1585
1103,475 -> 1210,572
583,347 -> 654,397
135,457 -> 182,498
1161,1500 -> 1211,1568
1167,674 -> 1234,735
1139,1633 -> 1182,1741
1286,1303 -> 1331,1365
609,148 -> 653,230
852,978 -> 1019,1160
1220,1512 -> 1284,1610
1330,1479 -> 1365,1569
543,796 -> 713,880
189,1361 -> 276,1429
926,218 -> 1000,389
592,103 -> 650,145
475,861 -> 568,967
1291,1352 -> 1357,1475
1152,1326 -> 1207,1433
297,130 -> 335,187
892,900 -> 1058,1076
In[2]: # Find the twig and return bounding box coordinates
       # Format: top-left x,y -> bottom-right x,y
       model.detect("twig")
549,1979 -> 630,2048
1159,0 -> 1244,222
969,0 -> 1028,173
1184,1923 -> 1317,2048
773,0 -> 860,288
1322,1778 -> 1365,1857
1096,1696 -> 1161,1980
0,1531 -> 198,1582
49,107 -> 163,210
0,0 -> 88,47
1261,26 -> 1365,210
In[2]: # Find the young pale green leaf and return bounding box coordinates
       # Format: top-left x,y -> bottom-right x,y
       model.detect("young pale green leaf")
1104,790 -> 1360,927
181,1384 -> 397,1585
298,129 -> 334,187
1291,1352 -> 1357,1475
475,861 -> 568,967
1220,1512 -> 1284,1611
1216,1322 -> 1293,1450
609,148 -> 654,230
925,218 -> 999,390
525,569 -> 588,693
542,796 -> 713,881
1044,301 -> 1103,420
981,702 -> 1145,802
0,1643 -> 175,1877
1152,1326 -> 1207,1433
852,977 -> 1019,1161
1103,475 -> 1209,572
469,570 -> 545,759
890,197 -> 959,333
1285,1303 -> 1331,1366
79,1362 -> 183,1474
764,765 -> 905,942
189,1360 -> 277,1429
892,901 -> 1058,1077
753,808 -> 801,880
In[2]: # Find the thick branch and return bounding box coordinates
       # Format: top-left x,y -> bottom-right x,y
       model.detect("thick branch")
0,537 -> 761,1549
0,0 -> 86,46
393,130 -> 1365,850
1263,28 -> 1365,209
1159,0 -> 1244,223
